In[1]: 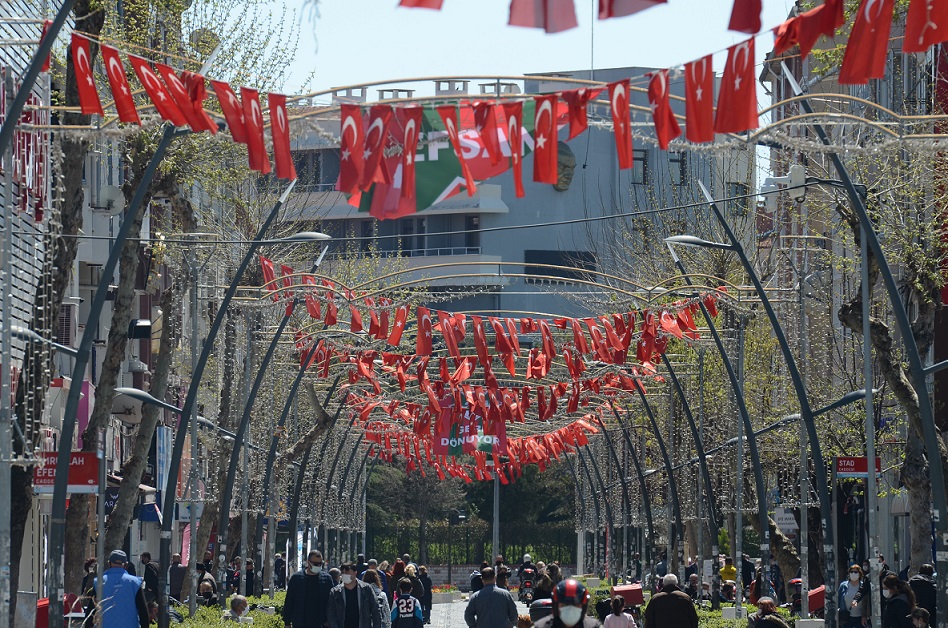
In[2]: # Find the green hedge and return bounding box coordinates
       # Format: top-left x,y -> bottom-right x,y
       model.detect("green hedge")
179,593 -> 285,627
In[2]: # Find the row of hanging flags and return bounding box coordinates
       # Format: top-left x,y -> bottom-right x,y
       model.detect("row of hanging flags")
261,255 -> 723,481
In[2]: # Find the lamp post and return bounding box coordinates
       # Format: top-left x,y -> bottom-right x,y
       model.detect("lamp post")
448,508 -> 466,587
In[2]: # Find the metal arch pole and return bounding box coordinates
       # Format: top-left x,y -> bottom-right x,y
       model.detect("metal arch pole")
215,248 -> 329,604
159,180 -> 297,628
669,257 -> 772,609
782,65 -> 946,628
575,448 -> 603,572
562,454 -> 588,574
634,386 -> 685,584
591,413 -> 633,581
323,407 -> 360,497
607,401 -> 656,582
561,454 -> 588,553
581,441 -> 618,578
0,0 -> 77,157
287,446 -> 313,573
337,433 -> 367,500
695,179 -> 838,622
48,124 -> 180,628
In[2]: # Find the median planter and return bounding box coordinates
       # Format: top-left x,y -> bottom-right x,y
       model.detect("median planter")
431,591 -> 460,604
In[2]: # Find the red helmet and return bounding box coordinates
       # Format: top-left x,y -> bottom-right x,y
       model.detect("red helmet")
553,578 -> 590,607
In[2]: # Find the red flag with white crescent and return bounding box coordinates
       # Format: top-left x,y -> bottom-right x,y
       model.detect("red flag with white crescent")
397,106 -> 424,203
532,94 -> 558,184
100,45 -> 140,125
713,38 -> 758,134
181,71 -> 218,134
561,87 -> 602,139
259,256 -> 278,301
336,103 -> 364,194
70,34 -> 103,117
39,20 -> 53,72
647,70 -> 681,150
155,63 -> 213,133
417,307 -> 433,356
905,0 -> 948,53
839,0 -> 896,84
599,0 -> 666,18
301,275 -> 320,319
241,87 -> 272,174
772,18 -> 800,56
210,81 -> 247,144
728,0 -> 762,33
128,55 -> 187,127
685,55 -> 714,143
509,0 -> 578,33
821,0 -> 845,35
502,101 -> 525,198
362,105 -> 393,190
388,305 -> 409,346
473,101 -> 503,166
436,105 -> 477,196
269,93 -> 297,181
607,79 -> 633,170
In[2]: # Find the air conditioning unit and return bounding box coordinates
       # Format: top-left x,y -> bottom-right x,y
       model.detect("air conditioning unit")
124,359 -> 149,373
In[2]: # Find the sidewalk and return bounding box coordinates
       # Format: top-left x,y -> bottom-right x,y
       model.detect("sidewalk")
429,597 -> 533,627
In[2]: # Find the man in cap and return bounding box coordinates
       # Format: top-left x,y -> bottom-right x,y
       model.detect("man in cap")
90,550 -> 150,627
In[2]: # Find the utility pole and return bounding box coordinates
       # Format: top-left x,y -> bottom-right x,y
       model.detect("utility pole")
735,318 -> 746,616
862,226 -> 881,625
0,69 -> 14,628
186,246 -> 200,617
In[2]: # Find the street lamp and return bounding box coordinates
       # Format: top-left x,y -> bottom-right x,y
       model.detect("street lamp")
10,326 -> 80,357
448,508 -> 466,587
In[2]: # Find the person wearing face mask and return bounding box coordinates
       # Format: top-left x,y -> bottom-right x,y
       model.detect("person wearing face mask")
283,550 -> 335,628
747,597 -> 789,628
464,567 -> 519,627
881,574 -> 916,628
643,574 -> 698,628
533,578 -> 600,628
909,564 -> 937,622
328,562 -> 382,628
840,564 -> 869,628
224,595 -> 250,622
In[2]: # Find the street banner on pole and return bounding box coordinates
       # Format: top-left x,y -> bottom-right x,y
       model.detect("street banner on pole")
835,456 -> 881,478
33,451 -> 99,493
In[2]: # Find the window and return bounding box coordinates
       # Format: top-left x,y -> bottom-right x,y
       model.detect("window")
727,182 -> 750,215
524,250 -> 597,283
360,220 -> 374,252
631,149 -> 648,185
669,152 -> 686,186
399,218 -> 415,254
291,150 -> 340,191
465,215 -> 480,251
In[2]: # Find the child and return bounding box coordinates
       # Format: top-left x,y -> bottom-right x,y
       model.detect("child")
603,595 -> 636,628
391,577 -> 424,628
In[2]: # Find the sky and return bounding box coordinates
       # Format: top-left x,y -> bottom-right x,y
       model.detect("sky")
281,0 -> 798,96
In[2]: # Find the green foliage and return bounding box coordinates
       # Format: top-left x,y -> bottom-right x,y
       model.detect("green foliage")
180,592 -> 285,626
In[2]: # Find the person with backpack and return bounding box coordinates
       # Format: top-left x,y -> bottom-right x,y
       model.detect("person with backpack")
391,578 -> 424,628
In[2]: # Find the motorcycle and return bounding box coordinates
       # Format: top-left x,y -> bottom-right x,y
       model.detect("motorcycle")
519,568 -> 536,605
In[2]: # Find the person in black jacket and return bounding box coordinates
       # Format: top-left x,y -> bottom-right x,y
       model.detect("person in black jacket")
471,561 -> 488,593
283,550 -> 335,628
909,564 -> 936,622
882,574 -> 915,628
140,552 -> 160,604
417,565 -> 433,625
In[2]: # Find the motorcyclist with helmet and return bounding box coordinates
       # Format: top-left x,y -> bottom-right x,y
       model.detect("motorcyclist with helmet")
533,579 -> 602,628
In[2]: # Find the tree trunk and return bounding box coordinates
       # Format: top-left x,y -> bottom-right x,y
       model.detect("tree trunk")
902,435 -> 933,571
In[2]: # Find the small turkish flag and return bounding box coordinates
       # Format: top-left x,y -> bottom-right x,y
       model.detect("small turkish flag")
648,70 -> 681,150
685,55 -> 714,143
607,79 -> 633,170
388,305 -> 409,346
210,81 -> 247,143
349,304 -> 363,333
773,18 -> 800,56
129,55 -> 187,127
397,106 -> 423,204
336,103 -> 364,194
301,275 -> 320,319
599,0 -> 666,18
509,0 -> 578,33
839,0 -> 895,84
181,71 -> 218,134
399,0 -> 443,7
417,307 -> 434,356
436,105 -> 477,196
561,87 -> 602,139
728,0 -> 762,33
71,34 -> 103,117
362,104 -> 393,190
39,20 -> 53,72
714,38 -> 758,134
903,0 -> 948,53
533,94 -> 558,184
100,45 -> 140,125
473,101 -> 503,165
259,256 -> 278,301
502,101 -> 525,198
797,6 -> 829,59
821,0 -> 845,35
241,88 -> 271,174
269,93 -> 297,181
155,63 -> 212,133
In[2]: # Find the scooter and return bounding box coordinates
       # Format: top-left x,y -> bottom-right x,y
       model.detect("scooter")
519,568 -> 536,605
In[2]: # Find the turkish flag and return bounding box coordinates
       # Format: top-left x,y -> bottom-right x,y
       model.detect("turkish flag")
436,105 -> 477,196
399,0 -> 443,7
648,70 -> 681,150
821,0 -> 845,34
324,299 -> 337,327
39,20 -> 53,72
533,94 -> 558,184
509,0 -> 578,33
714,38 -> 758,134
502,101 -> 525,197
100,45 -> 140,125
259,256 -> 278,301
561,87 -> 602,139
417,307 -> 433,356
155,64 -> 213,133
904,0 -> 948,53
337,104 -> 364,194
269,93 -> 297,180
599,0 -> 666,18
388,305 -> 409,346
839,0 -> 895,84
241,88 -> 271,174
349,304 -> 363,333
181,71 -> 219,133
210,81 -> 247,143
397,106 -> 424,204
129,55 -> 187,127
685,55 -> 714,143
607,79 -> 633,170
473,101 -> 503,165
728,0 -> 762,33
773,18 -> 800,55
797,6 -> 829,59
71,34 -> 103,117
362,105 -> 393,190
301,275 -> 321,319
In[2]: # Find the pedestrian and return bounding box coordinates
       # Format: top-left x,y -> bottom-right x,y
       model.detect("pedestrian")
168,553 -> 187,603
90,549 -> 150,627
197,580 -> 218,606
720,557 -> 738,583
229,556 -> 242,594
882,573 -> 915,628
140,551 -> 159,604
79,557 -> 96,602
203,550 -> 215,573
742,555 -> 756,592
327,561 -> 382,628
631,554 -> 642,582
840,564 -> 869,628
534,570 -> 554,601
223,595 -> 249,621
909,608 -> 930,628
283,550 -> 335,628
654,554 -> 668,578
417,565 -> 433,624
363,559 -> 389,600
390,577 -> 424,628
497,569 -> 510,590
471,561 -> 488,593
275,553 -> 287,589
495,555 -> 509,573
363,569 -> 392,628
683,574 -> 700,601
245,559 -> 256,596
547,563 -> 562,586
603,595 -> 635,628
533,579 -> 601,627
392,560 -> 406,586
643,574 -> 698,628
464,567 -> 518,628
195,562 -> 218,595
909,564 -> 936,621
747,597 -> 789,628
356,554 -> 369,576
404,564 -> 425,605
750,568 -> 772,605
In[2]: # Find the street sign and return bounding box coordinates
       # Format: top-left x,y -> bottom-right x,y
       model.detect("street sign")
33,451 -> 99,494
835,456 -> 882,478
774,507 -> 798,540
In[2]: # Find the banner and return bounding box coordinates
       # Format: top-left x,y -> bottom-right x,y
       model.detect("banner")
33,451 -> 99,494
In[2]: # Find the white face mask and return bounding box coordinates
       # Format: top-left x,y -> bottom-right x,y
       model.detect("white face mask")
308,564 -> 322,575
558,606 -> 583,627
240,607 -> 249,617
850,573 -> 860,582
342,574 -> 354,584
883,589 -> 893,599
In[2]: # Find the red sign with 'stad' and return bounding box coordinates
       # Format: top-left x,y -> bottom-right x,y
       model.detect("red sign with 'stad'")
33,452 -> 99,493
835,456 -> 882,478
